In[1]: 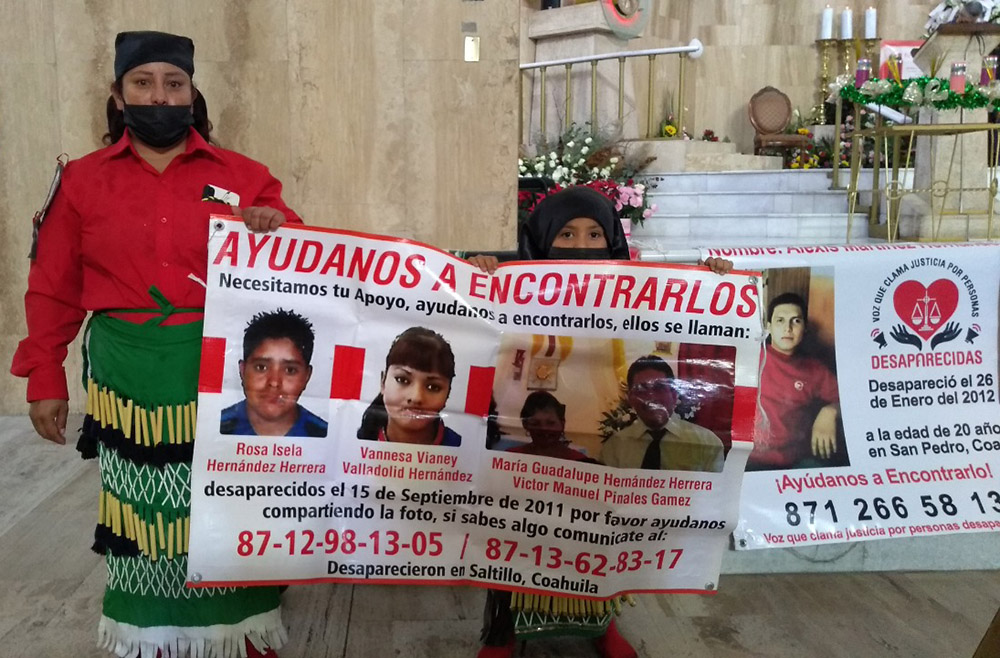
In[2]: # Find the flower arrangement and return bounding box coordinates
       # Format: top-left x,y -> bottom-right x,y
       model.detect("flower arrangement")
788,128 -> 820,169
658,113 -> 690,139
598,395 -> 638,441
518,124 -> 659,226
700,129 -> 719,142
658,96 -> 690,140
815,107 -> 908,169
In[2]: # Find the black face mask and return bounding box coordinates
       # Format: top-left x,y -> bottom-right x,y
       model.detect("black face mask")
547,247 -> 612,261
123,104 -> 193,147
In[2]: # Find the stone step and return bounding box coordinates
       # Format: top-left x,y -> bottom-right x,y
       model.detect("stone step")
645,190 -> 849,215
633,213 -> 867,244
683,153 -> 783,172
639,168 -> 881,194
623,139 -> 783,173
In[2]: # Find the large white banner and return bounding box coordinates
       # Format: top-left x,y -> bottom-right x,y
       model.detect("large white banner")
186,220 -> 760,596
707,244 -> 1000,549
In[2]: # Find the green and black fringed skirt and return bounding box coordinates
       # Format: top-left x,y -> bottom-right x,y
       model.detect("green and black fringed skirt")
79,313 -> 284,658
482,589 -> 635,643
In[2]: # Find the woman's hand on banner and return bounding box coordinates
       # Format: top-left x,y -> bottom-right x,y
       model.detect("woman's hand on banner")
468,254 -> 499,274
29,399 -> 67,444
699,257 -> 734,275
232,206 -> 287,233
811,404 -> 840,459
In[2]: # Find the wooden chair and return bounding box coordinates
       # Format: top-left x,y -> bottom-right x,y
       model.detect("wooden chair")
748,86 -> 810,155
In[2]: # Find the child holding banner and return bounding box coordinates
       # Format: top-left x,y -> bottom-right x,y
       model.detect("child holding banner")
356,326 -> 462,446
472,186 -> 734,657
11,31 -> 298,658
475,186 -> 636,657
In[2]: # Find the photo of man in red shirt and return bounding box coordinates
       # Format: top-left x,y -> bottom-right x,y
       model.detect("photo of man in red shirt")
748,292 -> 844,471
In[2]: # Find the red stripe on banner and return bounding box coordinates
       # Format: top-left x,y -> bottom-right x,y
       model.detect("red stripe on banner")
331,345 -> 365,400
730,385 -> 757,444
198,337 -> 226,393
465,366 -> 495,416
191,577 -> 716,597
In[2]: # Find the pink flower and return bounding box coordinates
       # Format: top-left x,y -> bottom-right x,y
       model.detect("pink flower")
642,208 -> 653,219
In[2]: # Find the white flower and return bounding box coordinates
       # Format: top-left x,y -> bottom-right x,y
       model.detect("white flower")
585,137 -> 593,144
535,163 -> 545,172
581,146 -> 589,154
601,167 -> 611,176
609,157 -> 619,164
635,184 -> 645,192
566,141 -> 575,148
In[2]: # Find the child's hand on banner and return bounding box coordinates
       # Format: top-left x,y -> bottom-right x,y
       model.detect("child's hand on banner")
700,257 -> 734,275
468,254 -> 500,274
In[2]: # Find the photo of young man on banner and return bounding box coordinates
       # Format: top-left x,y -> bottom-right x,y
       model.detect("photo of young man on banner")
749,267 -> 848,471
220,309 -> 329,438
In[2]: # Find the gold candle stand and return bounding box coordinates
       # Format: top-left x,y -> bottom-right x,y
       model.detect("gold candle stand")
813,39 -> 839,125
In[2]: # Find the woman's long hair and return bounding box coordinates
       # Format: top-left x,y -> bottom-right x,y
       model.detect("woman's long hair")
103,80 -> 213,145
356,328 -> 456,440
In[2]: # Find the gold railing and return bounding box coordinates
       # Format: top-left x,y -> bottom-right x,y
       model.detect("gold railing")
518,39 -> 703,143
839,102 -> 1000,243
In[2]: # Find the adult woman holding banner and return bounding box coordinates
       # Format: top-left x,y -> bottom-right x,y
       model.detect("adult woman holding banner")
356,326 -> 462,446
11,30 -> 300,658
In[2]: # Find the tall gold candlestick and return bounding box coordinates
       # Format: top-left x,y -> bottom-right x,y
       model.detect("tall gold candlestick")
814,38 -> 839,124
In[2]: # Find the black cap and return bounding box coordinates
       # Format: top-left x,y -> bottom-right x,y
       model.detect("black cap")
114,31 -> 195,80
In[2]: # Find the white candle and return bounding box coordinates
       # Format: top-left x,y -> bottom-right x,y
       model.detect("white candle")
841,8 -> 853,40
821,7 -> 834,39
865,7 -> 877,39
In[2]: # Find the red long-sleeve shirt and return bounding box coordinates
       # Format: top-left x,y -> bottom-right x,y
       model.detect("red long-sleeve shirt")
11,129 -> 302,402
750,344 -> 840,468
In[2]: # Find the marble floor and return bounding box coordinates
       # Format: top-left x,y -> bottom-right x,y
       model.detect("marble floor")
1,415 -> 998,658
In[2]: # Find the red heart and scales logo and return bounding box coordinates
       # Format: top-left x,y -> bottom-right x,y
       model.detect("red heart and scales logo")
870,257 -> 982,358
891,279 -> 959,341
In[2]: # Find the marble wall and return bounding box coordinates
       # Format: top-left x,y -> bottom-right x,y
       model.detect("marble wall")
0,1 -> 519,414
